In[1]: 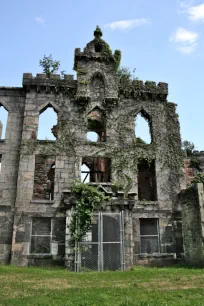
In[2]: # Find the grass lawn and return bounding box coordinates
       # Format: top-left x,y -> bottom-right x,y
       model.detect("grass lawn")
0,265 -> 204,306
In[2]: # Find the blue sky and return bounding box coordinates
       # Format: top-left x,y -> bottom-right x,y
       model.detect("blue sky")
1,0 -> 204,149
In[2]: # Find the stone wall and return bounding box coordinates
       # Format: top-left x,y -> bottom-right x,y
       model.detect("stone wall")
0,27 -> 185,268
180,183 -> 204,266
0,88 -> 25,264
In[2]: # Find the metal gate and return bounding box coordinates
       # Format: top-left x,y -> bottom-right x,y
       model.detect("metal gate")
75,211 -> 125,272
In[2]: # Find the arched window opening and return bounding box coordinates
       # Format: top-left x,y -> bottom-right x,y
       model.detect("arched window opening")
87,108 -> 106,142
38,106 -> 57,140
0,106 -> 8,139
135,110 -> 152,144
81,164 -> 90,183
81,157 -> 111,183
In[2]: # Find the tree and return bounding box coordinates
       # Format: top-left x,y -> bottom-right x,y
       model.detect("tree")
117,67 -> 137,83
39,54 -> 60,78
182,140 -> 195,156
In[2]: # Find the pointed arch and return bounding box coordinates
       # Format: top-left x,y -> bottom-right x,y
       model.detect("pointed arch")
37,101 -> 60,114
135,109 -> 152,144
38,105 -> 58,140
0,99 -> 12,112
89,71 -> 107,89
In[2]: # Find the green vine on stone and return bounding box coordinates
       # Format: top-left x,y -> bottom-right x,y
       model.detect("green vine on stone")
70,181 -> 109,244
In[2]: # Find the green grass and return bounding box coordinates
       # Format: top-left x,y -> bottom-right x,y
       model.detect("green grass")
0,265 -> 204,305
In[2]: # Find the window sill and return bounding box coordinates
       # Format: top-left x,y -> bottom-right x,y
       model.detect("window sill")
28,254 -> 52,259
31,200 -> 55,204
137,201 -> 158,204
137,253 -> 176,259
87,182 -> 112,186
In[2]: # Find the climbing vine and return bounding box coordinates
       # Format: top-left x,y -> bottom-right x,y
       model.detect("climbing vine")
69,181 -> 109,243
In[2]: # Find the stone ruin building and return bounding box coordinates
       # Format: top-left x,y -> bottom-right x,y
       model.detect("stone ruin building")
0,26 -> 203,270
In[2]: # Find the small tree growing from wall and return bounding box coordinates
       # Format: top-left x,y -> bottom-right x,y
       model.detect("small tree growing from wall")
182,140 -> 195,156
39,54 -> 60,78
117,67 -> 137,83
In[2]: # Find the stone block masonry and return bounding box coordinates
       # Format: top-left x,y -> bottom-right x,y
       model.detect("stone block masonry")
0,26 -> 187,268
180,183 -> 204,266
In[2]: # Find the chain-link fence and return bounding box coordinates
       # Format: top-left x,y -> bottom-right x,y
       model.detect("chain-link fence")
75,212 -> 124,272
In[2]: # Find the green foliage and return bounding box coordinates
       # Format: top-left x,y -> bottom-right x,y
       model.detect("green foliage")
111,181 -> 124,194
190,172 -> 204,185
113,50 -> 122,71
79,80 -> 89,85
70,181 -> 109,243
190,156 -> 201,170
117,66 -> 137,83
182,140 -> 195,156
136,137 -> 147,145
39,54 -> 60,78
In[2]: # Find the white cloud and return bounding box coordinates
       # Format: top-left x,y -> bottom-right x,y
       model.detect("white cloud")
35,16 -> 45,25
179,2 -> 204,22
170,27 -> 199,54
188,3 -> 204,21
176,44 -> 197,53
179,1 -> 194,11
170,27 -> 198,44
104,19 -> 149,30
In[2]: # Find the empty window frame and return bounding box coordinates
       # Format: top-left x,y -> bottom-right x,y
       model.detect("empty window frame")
137,159 -> 157,201
81,157 -> 111,183
140,218 -> 160,254
87,107 -> 106,142
0,106 -> 8,140
33,156 -> 55,201
30,218 -> 52,254
38,106 -> 57,140
135,110 -> 152,144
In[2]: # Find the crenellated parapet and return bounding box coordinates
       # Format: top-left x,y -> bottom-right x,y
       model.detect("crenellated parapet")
191,150 -> 204,156
119,79 -> 168,102
22,73 -> 77,93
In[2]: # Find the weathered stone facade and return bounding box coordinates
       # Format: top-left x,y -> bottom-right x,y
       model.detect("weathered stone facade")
179,183 -> 204,266
0,27 -> 187,269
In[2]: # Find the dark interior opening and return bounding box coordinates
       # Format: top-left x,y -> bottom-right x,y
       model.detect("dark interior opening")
140,218 -> 159,254
33,156 -> 55,200
138,159 -> 157,201
95,42 -> 103,52
81,157 -> 111,183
